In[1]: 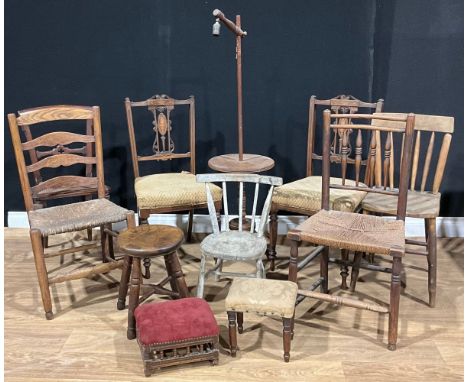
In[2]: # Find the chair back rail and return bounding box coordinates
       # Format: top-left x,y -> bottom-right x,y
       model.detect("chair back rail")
197,173 -> 282,237
125,94 -> 196,179
307,95 -> 384,184
322,111 -> 416,221
372,113 -> 454,194
7,105 -> 106,212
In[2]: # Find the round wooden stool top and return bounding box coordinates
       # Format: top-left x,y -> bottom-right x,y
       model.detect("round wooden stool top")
208,153 -> 275,173
117,225 -> 184,257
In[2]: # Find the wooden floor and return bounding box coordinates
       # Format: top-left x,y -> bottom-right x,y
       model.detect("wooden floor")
4,228 -> 464,381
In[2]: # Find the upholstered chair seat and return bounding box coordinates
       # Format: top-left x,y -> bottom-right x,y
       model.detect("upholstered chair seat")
135,172 -> 222,210
201,231 -> 267,261
272,176 -> 367,215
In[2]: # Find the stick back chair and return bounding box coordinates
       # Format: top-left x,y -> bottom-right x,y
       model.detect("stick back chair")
7,105 -> 135,320
288,111 -> 415,350
196,173 -> 283,298
125,94 -> 222,278
268,95 -> 384,285
352,113 -> 454,308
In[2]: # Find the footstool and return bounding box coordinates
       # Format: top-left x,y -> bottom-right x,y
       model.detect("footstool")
134,297 -> 219,377
225,277 -> 298,362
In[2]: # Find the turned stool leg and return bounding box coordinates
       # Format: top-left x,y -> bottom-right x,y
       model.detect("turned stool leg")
282,317 -> 292,362
127,257 -> 141,340
165,251 -> 189,298
227,311 -> 238,356
117,255 -> 133,310
236,312 -> 244,334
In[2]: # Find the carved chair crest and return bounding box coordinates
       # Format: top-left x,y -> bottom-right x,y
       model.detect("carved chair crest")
148,94 -> 175,156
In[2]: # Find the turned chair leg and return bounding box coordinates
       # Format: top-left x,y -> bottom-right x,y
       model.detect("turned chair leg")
196,254 -> 207,298
139,215 -> 152,280
282,317 -> 292,362
340,249 -> 350,289
350,251 -> 363,292
426,218 -> 437,308
164,251 -> 189,298
187,209 -> 194,243
117,255 -> 133,310
227,311 -> 238,356
288,238 -> 300,283
388,256 -> 402,351
30,229 -> 53,320
267,211 -> 278,271
127,257 -> 141,340
236,312 -> 244,334
214,259 -> 223,282
256,258 -> 266,278
320,246 -> 329,293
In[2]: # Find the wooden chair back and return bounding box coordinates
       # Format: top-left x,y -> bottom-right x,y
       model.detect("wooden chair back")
372,113 -> 454,194
125,94 -> 196,178
7,105 -> 106,212
307,95 -> 384,178
322,111 -> 416,221
196,174 -> 283,237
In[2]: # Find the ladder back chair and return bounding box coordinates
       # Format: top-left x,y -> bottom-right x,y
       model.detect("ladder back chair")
125,94 -> 222,278
352,113 -> 454,307
288,111 -> 415,350
196,173 -> 283,298
268,94 -> 384,287
7,105 -> 135,320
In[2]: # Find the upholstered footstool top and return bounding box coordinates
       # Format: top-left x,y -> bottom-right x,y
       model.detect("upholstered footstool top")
135,297 -> 219,345
226,278 -> 298,318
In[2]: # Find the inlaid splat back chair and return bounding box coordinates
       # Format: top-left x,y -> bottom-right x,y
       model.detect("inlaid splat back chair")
268,95 -> 384,284
288,111 -> 415,350
7,105 -> 135,320
18,105 -> 111,246
125,95 -> 222,278
350,113 -> 454,308
196,173 -> 283,298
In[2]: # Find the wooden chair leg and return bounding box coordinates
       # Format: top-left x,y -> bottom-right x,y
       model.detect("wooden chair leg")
426,218 -> 437,308
127,257 -> 141,340
164,251 -> 189,298
320,246 -> 329,293
291,314 -> 295,340
187,209 -> 194,243
236,312 -> 244,334
282,317 -> 292,362
30,229 -> 53,320
196,254 -> 207,298
107,223 -> 115,260
227,311 -> 238,357
43,236 -> 49,248
256,258 -> 265,278
388,256 -> 402,351
350,251 -> 363,292
214,259 -> 223,282
288,238 -> 300,283
340,249 -> 350,289
139,214 -> 152,280
87,227 -> 93,241
117,255 -> 133,310
267,212 -> 278,271
100,225 -> 109,263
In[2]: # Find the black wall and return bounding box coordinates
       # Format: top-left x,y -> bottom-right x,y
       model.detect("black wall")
4,0 -> 463,223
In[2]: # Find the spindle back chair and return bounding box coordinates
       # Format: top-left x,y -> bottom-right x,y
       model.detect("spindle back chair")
288,111 -> 415,350
7,105 -> 135,319
354,113 -> 454,307
268,94 -> 384,284
196,173 -> 282,298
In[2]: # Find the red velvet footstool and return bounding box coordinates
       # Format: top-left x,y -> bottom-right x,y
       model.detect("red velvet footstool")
134,297 -> 219,377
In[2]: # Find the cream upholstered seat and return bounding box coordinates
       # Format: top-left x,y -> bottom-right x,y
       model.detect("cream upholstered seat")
135,172 -> 222,210
226,277 -> 298,318
272,176 -> 367,214
201,231 -> 267,261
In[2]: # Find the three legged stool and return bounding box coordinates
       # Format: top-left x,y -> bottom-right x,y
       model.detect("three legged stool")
225,277 -> 298,362
117,224 -> 190,339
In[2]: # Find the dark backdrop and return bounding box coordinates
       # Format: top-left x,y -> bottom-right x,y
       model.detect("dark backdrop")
4,0 -> 463,223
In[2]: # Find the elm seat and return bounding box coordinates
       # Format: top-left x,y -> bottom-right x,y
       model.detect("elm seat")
272,176 -> 367,214
135,297 -> 219,345
362,190 -> 441,219
226,278 -> 298,318
201,231 -> 267,260
295,209 -> 406,256
134,172 -> 222,210
28,198 -> 129,236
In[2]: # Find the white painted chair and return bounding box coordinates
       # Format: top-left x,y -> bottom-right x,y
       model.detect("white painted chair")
196,173 -> 283,298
